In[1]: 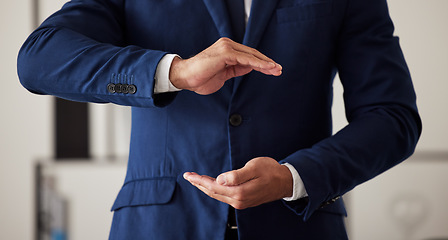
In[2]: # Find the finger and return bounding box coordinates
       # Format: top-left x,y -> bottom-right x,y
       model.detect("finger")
197,178 -> 265,210
183,172 -> 215,184
193,181 -> 236,202
184,172 -> 265,209
184,172 -> 240,197
184,172 -> 236,200
225,65 -> 253,79
224,50 -> 279,70
224,52 -> 282,77
189,177 -> 254,209
216,38 -> 272,62
214,38 -> 282,75
184,172 -> 226,194
233,43 -> 275,63
223,39 -> 274,62
216,165 -> 258,186
230,43 -> 283,71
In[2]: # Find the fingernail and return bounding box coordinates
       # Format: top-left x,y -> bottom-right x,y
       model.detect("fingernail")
217,174 -> 227,185
183,172 -> 191,180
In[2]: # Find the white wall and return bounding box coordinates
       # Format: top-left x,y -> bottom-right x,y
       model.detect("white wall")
348,154 -> 448,240
389,0 -> 448,151
0,0 -> 53,239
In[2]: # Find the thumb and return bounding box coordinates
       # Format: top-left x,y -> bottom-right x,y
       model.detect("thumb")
216,166 -> 256,186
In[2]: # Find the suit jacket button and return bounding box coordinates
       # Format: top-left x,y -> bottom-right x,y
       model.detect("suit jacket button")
121,84 -> 129,94
128,84 -> 137,94
229,114 -> 243,127
107,83 -> 116,93
115,83 -> 122,93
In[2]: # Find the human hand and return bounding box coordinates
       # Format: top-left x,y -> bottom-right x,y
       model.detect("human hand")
183,157 -> 293,209
169,37 -> 282,95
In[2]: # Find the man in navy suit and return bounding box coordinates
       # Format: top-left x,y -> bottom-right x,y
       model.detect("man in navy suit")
18,0 -> 421,239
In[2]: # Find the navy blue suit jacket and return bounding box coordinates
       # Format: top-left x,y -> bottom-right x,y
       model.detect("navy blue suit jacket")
18,0 -> 421,239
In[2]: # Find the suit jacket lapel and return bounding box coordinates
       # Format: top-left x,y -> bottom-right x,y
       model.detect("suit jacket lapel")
202,0 -> 233,38
201,0 -> 280,47
233,0 -> 280,93
243,0 -> 279,48
201,0 -> 280,93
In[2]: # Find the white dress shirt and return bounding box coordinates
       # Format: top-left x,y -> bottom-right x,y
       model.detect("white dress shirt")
153,0 -> 308,201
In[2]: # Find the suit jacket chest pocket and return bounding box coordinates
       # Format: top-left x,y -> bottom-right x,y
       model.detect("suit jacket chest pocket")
276,1 -> 333,23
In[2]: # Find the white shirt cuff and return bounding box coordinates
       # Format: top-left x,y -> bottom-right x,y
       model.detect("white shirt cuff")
282,163 -> 308,201
154,54 -> 182,94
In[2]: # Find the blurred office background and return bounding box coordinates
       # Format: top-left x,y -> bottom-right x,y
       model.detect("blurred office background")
1,0 -> 447,239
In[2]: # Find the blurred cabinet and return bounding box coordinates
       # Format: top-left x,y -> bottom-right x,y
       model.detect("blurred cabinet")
36,161 -> 126,240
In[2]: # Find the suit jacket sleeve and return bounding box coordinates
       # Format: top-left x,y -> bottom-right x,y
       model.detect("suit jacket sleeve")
17,0 -> 175,107
280,0 -> 422,220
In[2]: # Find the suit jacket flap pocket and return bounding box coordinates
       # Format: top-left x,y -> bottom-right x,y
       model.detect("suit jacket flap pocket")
111,178 -> 176,211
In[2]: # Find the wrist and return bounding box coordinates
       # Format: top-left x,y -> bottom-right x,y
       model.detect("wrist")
280,165 -> 294,199
154,54 -> 182,93
169,56 -> 186,90
282,163 -> 308,201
